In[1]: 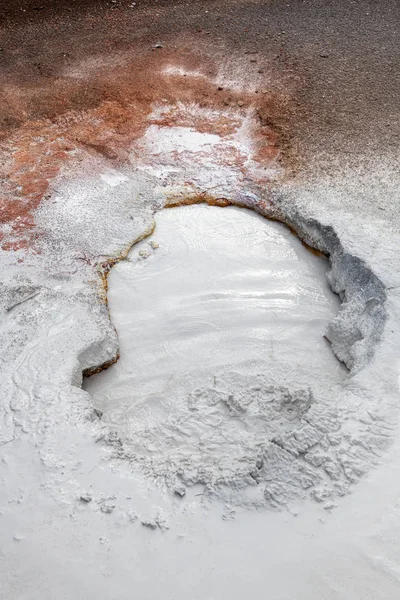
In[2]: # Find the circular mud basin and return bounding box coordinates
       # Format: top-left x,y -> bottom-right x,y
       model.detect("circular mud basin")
84,204 -> 346,507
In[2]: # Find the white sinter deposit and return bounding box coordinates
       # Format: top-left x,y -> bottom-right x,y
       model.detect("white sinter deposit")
84,204 -> 345,504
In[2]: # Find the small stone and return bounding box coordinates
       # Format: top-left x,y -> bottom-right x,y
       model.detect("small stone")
127,510 -> 139,523
250,470 -> 260,482
99,496 -> 115,514
142,519 -> 157,529
320,52 -> 329,58
150,241 -> 159,249
79,494 -> 92,503
237,100 -> 244,107
154,43 -> 163,49
174,485 -> 186,498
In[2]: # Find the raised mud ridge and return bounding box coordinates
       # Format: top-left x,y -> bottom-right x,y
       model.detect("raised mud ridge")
267,196 -> 387,373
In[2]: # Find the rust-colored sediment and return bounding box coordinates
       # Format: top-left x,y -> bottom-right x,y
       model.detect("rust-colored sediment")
1,0 -> 398,258
83,351 -> 120,378
0,2 -> 297,253
0,68 -> 290,250
165,193 -> 233,209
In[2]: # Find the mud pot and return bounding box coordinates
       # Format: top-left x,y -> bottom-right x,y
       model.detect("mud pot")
1,1 -> 400,598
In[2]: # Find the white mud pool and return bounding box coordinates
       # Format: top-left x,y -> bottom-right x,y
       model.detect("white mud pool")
84,204 -> 346,505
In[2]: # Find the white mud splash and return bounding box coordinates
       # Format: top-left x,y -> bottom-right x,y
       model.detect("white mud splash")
84,204 -> 346,505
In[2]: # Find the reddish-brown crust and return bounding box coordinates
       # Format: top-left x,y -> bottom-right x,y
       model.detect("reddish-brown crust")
3,0 -> 396,254
0,44 -> 290,251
